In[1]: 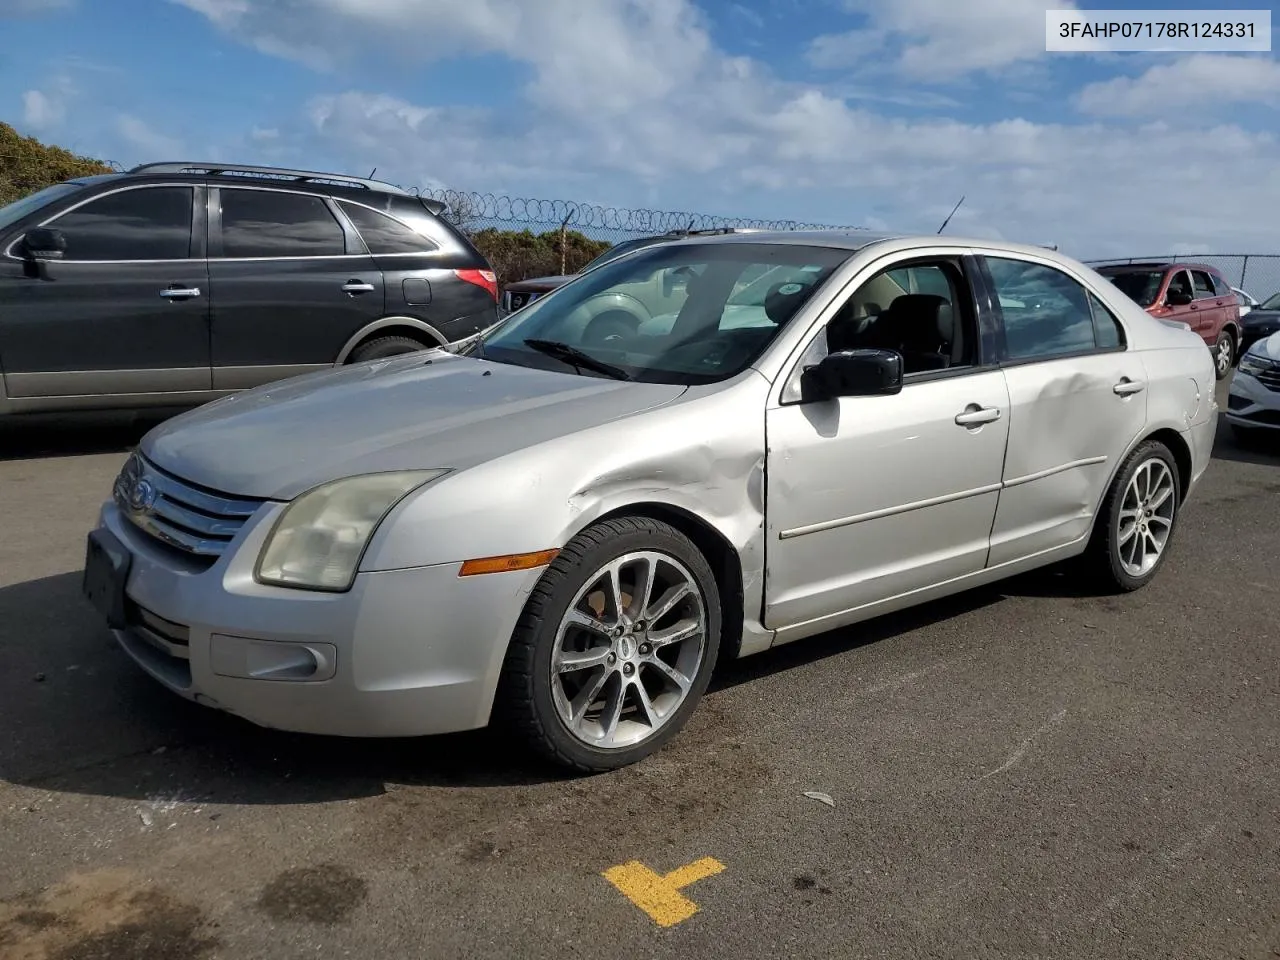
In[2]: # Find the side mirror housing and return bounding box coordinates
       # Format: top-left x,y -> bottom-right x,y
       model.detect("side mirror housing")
1165,288 -> 1193,307
20,227 -> 67,261
800,348 -> 904,402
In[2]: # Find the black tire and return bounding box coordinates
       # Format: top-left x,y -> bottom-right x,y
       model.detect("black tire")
1083,439 -> 1181,593
347,335 -> 432,363
495,516 -> 721,773
1213,329 -> 1234,380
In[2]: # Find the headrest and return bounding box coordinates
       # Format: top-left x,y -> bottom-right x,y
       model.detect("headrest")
763,280 -> 813,324
886,294 -> 953,345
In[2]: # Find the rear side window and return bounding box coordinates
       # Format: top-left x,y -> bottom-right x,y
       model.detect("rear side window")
219,189 -> 345,258
1211,272 -> 1233,297
986,257 -> 1097,361
1088,293 -> 1125,350
338,201 -> 437,254
1191,270 -> 1216,298
49,187 -> 193,261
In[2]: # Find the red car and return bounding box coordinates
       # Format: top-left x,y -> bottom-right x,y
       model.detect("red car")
1096,262 -> 1242,379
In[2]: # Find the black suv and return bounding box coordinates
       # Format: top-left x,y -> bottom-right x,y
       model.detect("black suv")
0,162 -> 498,416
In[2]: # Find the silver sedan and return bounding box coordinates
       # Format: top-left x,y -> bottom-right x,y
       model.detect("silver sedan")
83,232 -> 1219,771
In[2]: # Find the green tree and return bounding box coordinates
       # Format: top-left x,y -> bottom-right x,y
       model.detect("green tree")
0,122 -> 113,207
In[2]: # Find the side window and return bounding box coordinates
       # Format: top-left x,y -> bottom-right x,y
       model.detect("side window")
48,187 -> 192,261
986,257 -> 1096,361
1167,270 -> 1192,300
219,190 -> 345,258
1088,293 -> 1125,350
1210,272 -> 1233,297
338,201 -> 437,254
825,260 -> 974,375
1191,270 -> 1216,299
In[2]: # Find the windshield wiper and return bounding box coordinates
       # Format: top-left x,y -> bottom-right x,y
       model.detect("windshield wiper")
523,339 -> 631,381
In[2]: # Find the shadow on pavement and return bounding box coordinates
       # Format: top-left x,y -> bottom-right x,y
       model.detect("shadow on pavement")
0,411 -> 182,462
1211,416 -> 1280,467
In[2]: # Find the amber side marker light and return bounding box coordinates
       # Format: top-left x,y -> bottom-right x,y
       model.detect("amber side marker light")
458,549 -> 559,577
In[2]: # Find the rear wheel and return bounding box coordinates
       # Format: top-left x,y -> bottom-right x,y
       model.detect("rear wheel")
347,335 -> 431,363
496,517 -> 720,772
1214,330 -> 1234,380
1083,440 -> 1181,592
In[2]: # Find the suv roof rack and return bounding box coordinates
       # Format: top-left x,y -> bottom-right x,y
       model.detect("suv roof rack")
126,162 -> 413,196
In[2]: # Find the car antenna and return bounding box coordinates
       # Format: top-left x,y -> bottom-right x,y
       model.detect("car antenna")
937,195 -> 965,234
368,167 -> 377,178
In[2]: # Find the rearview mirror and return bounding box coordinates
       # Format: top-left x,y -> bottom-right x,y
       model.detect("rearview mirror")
20,227 -> 67,261
1165,288 -> 1193,307
800,349 -> 903,402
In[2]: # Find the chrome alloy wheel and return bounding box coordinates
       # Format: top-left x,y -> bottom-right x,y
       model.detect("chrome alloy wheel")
1216,335 -> 1234,376
549,551 -> 707,750
1117,458 -> 1176,578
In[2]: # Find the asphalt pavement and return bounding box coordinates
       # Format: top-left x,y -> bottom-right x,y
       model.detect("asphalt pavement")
1,385 -> 1278,960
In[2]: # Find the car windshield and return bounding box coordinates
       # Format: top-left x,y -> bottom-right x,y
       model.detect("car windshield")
579,236 -> 673,273
472,242 -> 849,385
1103,269 -> 1165,307
0,182 -> 80,233
1261,292 -> 1280,310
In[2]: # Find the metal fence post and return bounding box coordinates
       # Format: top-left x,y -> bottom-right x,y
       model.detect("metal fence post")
1240,256 -> 1249,290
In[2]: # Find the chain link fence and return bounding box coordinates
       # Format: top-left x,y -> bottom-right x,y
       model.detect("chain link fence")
1085,255 -> 1280,301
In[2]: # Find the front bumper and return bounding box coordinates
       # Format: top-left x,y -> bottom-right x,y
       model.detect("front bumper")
1225,371 -> 1280,431
89,501 -> 542,737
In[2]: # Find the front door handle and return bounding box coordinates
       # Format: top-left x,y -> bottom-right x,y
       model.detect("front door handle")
955,405 -> 1002,427
1113,378 -> 1146,396
160,286 -> 201,299
342,280 -> 376,294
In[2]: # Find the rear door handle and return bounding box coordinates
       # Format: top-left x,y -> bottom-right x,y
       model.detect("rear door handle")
1114,379 -> 1146,396
955,405 -> 1002,427
160,286 -> 201,299
342,280 -> 376,294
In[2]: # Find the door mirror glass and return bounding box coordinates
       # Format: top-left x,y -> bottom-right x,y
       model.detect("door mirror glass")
20,226 -> 67,261
1165,288 -> 1193,307
800,349 -> 903,402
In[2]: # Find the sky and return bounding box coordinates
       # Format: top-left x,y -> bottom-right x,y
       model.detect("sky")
0,0 -> 1277,257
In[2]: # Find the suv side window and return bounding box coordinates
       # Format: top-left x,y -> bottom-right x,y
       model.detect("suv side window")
219,189 -> 345,258
1210,272 -> 1233,297
986,257 -> 1096,361
1167,269 -> 1193,301
47,187 -> 193,261
1191,270 -> 1216,299
338,201 -> 438,254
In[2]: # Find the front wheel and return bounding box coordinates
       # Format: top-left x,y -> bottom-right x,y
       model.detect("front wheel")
1214,330 -> 1234,380
496,517 -> 721,772
1084,440 -> 1181,592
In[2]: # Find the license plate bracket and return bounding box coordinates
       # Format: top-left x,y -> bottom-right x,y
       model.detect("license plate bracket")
82,528 -> 132,629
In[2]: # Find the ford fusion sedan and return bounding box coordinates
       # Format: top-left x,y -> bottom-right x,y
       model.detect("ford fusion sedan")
84,232 -> 1218,772
1226,332 -> 1280,441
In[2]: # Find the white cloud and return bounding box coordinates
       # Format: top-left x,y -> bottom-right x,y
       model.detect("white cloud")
809,0 -> 1079,81
115,115 -> 184,158
1076,54 -> 1280,117
168,0 -> 1280,256
22,89 -> 65,129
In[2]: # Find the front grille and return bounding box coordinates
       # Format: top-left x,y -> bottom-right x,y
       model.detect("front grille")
1228,393 -> 1250,411
505,290 -> 540,312
1255,365 -> 1280,391
1238,408 -> 1280,426
114,454 -> 263,561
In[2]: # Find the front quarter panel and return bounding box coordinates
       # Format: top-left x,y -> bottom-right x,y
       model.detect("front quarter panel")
358,372 -> 772,647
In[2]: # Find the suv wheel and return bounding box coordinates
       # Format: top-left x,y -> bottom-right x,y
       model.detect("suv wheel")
1214,330 -> 1234,380
496,517 -> 720,772
348,335 -> 431,363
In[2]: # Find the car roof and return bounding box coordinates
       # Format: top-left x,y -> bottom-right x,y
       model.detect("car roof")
1096,261 -> 1221,274
676,230 -> 1089,264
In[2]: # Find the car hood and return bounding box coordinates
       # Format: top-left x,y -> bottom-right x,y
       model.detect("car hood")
1247,331 -> 1280,361
141,352 -> 687,500
504,274 -> 575,293
1243,309 -> 1280,328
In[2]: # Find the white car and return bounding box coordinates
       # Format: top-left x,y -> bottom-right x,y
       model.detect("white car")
1226,332 -> 1280,440
83,231 -> 1219,772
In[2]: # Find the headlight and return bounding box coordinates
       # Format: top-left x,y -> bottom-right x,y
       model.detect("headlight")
1238,351 -> 1270,378
255,470 -> 449,591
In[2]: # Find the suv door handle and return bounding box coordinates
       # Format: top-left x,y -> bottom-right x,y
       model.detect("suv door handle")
955,405 -> 1001,427
160,286 -> 201,299
342,280 -> 376,294
1113,378 -> 1146,396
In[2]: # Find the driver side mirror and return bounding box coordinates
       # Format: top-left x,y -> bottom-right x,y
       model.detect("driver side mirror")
20,227 -> 67,261
800,349 -> 903,403
1165,288 -> 1193,307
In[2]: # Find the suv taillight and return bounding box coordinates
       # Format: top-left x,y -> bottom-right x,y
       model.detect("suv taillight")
455,269 -> 498,301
